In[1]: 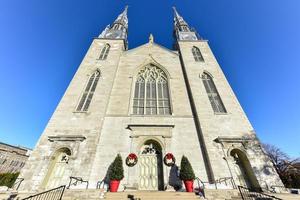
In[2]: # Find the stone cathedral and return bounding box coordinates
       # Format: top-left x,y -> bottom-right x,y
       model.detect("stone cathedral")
19,7 -> 283,192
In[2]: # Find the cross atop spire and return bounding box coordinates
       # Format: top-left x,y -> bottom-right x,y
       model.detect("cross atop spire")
99,6 -> 129,49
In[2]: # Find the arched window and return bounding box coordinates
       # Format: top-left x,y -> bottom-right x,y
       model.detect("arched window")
133,64 -> 171,115
99,44 -> 110,60
202,73 -> 226,113
76,70 -> 100,112
192,46 -> 204,62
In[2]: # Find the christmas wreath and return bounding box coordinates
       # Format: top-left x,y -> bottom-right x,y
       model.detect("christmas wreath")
164,153 -> 176,166
125,153 -> 138,167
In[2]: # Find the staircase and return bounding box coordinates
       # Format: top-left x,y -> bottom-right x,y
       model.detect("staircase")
5,188 -> 299,200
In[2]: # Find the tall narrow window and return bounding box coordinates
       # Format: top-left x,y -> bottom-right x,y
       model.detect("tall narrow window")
76,70 -> 100,112
202,73 -> 226,113
133,64 -> 171,115
192,46 -> 204,62
99,44 -> 110,60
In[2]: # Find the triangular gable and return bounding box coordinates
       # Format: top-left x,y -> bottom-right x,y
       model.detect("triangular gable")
124,42 -> 178,56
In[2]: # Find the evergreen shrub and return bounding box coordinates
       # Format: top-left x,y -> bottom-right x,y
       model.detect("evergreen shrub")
109,154 -> 124,181
179,156 -> 195,181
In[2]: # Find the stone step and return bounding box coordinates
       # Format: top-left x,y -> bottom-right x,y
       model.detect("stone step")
105,191 -> 201,200
14,189 -> 300,200
203,189 -> 241,200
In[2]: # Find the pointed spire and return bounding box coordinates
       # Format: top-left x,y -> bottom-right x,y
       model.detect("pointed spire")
99,6 -> 129,49
172,6 -> 189,29
173,6 -> 199,41
112,5 -> 128,29
173,7 -> 180,19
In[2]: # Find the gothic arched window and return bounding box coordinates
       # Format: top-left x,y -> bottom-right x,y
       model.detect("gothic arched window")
99,44 -> 110,60
192,46 -> 204,62
202,73 -> 226,113
76,70 -> 100,112
133,64 -> 171,115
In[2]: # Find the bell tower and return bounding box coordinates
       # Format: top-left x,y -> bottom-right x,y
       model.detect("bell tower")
173,7 -> 215,183
19,6 -> 129,191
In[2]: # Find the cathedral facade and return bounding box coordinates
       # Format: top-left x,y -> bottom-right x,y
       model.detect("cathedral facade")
19,7 -> 283,192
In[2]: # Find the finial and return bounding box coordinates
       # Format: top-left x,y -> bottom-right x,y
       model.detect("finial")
149,34 -> 154,44
172,6 -> 180,18
124,5 -> 128,14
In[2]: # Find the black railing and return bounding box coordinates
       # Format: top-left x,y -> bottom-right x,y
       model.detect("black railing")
269,185 -> 289,193
195,176 -> 235,190
195,177 -> 206,189
7,178 -> 24,191
216,177 -> 236,189
238,185 -> 282,200
96,179 -> 106,189
67,176 -> 89,189
22,185 -> 65,200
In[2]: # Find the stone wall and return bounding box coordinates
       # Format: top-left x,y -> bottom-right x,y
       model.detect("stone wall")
0,142 -> 31,174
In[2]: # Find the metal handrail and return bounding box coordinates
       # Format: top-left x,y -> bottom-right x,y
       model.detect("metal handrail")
96,179 -> 106,189
67,176 -> 89,189
97,179 -> 107,199
269,185 -> 289,193
195,177 -> 205,189
216,177 -> 236,189
22,185 -> 66,200
195,177 -> 206,197
7,178 -> 24,191
238,185 -> 282,200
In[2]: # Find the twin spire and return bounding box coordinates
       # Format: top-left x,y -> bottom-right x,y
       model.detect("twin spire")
99,6 -> 199,48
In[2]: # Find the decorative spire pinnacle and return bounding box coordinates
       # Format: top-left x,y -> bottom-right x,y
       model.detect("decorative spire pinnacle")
149,34 -> 154,44
99,6 -> 129,49
172,6 -> 199,42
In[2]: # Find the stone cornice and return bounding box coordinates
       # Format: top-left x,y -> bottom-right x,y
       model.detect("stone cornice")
214,136 -> 252,144
48,135 -> 86,142
127,124 -> 175,138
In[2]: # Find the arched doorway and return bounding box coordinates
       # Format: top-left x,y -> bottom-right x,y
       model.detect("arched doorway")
43,148 -> 71,189
138,140 -> 164,190
230,149 -> 261,191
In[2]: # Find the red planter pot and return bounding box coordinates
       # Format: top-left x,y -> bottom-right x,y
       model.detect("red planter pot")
184,180 -> 194,192
109,180 -> 120,192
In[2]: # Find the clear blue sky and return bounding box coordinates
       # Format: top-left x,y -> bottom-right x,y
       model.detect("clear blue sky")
0,0 -> 299,157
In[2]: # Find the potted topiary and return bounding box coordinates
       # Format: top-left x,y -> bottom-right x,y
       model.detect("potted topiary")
108,154 -> 124,192
179,155 -> 195,192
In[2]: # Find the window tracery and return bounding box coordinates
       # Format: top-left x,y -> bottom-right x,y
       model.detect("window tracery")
133,64 -> 171,115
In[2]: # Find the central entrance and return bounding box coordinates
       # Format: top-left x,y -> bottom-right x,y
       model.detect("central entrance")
138,140 -> 164,190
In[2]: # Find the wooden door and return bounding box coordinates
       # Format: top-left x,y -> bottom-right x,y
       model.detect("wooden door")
139,154 -> 158,190
46,152 -> 68,189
